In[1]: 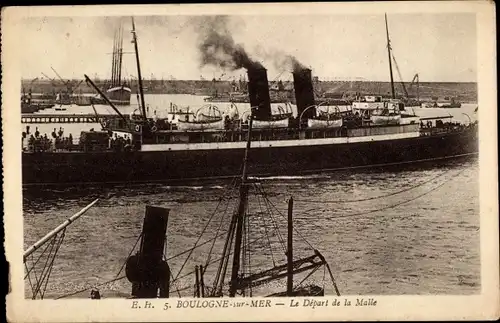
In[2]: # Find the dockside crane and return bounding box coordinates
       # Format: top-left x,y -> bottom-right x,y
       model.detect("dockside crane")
50,66 -> 84,97
408,73 -> 420,102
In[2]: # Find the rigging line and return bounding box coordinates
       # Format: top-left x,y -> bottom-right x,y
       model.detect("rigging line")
256,186 -> 322,250
215,209 -> 237,296
325,261 -> 341,296
263,196 -> 287,254
24,236 -> 55,279
55,276 -> 126,299
203,192 -> 234,274
115,232 -> 143,278
171,185 -> 234,277
169,177 -> 240,268
391,52 -> 406,94
293,167 -> 454,204
257,189 -> 277,267
295,168 -> 467,221
257,186 -> 319,250
171,233 -> 268,285
32,234 -> 58,299
40,229 -> 66,299
170,270 -> 182,298
173,194 -> 225,282
246,207 -> 253,297
255,184 -> 286,249
33,230 -> 65,299
25,262 -> 35,297
323,264 -> 326,290
211,177 -> 244,294
294,265 -> 321,290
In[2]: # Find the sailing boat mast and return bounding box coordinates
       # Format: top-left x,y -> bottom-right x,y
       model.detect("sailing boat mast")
111,28 -> 117,87
229,108 -> 255,297
287,197 -> 294,296
131,17 -> 147,120
385,13 -> 396,99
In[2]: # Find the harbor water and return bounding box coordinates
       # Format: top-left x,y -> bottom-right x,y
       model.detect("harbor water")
23,95 -> 480,298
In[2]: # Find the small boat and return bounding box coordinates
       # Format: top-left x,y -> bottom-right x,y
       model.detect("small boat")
198,113 -> 222,121
307,117 -> 343,129
400,115 -> 420,125
253,117 -> 289,129
176,118 -> 225,131
370,114 -> 401,125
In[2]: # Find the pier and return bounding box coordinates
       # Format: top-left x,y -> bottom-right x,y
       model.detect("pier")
21,114 -> 119,124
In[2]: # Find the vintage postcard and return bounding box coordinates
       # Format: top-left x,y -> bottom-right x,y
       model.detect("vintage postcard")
2,1 -> 499,322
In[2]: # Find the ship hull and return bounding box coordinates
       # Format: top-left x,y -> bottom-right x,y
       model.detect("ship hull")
91,86 -> 132,106
22,129 -> 477,186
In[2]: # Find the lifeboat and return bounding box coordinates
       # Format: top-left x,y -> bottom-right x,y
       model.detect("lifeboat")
176,118 -> 225,131
198,113 -> 223,121
400,115 -> 420,125
253,118 -> 289,129
370,114 -> 401,125
307,117 -> 343,129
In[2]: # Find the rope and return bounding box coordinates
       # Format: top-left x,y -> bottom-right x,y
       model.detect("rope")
24,236 -> 54,279
31,234 -> 58,299
172,194 -> 226,281
257,191 -> 277,267
115,232 -> 143,278
203,177 -> 239,273
40,229 -> 66,299
32,230 -> 66,299
255,184 -> 287,253
246,207 -> 253,297
25,262 -> 35,297
172,233 -> 267,285
255,184 -> 315,250
293,167 -> 454,204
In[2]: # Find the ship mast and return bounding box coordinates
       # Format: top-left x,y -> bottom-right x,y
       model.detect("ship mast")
131,17 -> 147,120
385,13 -> 396,99
229,108 -> 254,297
111,28 -> 117,87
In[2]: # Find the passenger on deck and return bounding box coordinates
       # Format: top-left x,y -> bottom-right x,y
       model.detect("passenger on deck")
51,128 -> 57,139
28,135 -> 35,151
35,127 -> 40,138
58,127 -> 64,138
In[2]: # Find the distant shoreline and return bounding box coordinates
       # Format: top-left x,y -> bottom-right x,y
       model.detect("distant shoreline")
21,79 -> 478,103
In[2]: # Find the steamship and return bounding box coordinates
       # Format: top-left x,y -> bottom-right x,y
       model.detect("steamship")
21,17 -> 478,187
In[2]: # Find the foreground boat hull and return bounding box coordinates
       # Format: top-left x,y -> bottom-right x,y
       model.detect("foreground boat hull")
22,129 -> 477,186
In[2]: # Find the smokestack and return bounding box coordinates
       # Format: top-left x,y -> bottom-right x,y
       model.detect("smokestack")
293,68 -> 316,120
247,67 -> 272,120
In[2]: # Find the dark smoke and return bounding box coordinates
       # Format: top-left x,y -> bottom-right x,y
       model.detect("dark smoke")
254,45 -> 307,73
191,16 -> 262,71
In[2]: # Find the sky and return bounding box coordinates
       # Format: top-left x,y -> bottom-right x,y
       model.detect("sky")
17,13 -> 477,82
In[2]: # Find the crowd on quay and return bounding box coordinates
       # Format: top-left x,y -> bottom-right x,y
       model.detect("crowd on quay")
22,126 -> 74,152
